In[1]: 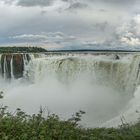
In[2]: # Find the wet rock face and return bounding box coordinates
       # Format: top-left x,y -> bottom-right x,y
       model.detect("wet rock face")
0,54 -> 30,79
13,54 -> 24,78
1,54 -> 12,78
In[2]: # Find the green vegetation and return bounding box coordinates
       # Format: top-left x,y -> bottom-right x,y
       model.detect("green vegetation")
0,47 -> 47,53
0,96 -> 140,140
0,108 -> 140,140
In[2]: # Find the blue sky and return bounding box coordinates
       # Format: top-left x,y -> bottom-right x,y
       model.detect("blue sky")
0,0 -> 140,50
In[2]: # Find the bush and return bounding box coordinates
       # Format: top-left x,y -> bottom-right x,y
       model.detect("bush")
0,97 -> 140,139
0,107 -> 86,140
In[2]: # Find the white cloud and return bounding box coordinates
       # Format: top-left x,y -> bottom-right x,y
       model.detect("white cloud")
9,32 -> 76,43
121,37 -> 140,46
0,0 -> 140,50
115,14 -> 140,46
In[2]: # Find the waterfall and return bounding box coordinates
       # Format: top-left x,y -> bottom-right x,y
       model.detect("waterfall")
10,55 -> 14,79
1,52 -> 140,127
1,52 -> 140,93
3,56 -> 7,80
24,53 -> 140,94
0,54 -> 32,79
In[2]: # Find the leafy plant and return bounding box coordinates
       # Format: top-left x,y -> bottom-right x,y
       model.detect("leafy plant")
0,96 -> 140,140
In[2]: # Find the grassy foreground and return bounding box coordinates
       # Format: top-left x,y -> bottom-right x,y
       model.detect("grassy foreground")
0,107 -> 140,140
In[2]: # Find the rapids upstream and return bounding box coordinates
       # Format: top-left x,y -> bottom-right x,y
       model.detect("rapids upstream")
0,52 -> 140,127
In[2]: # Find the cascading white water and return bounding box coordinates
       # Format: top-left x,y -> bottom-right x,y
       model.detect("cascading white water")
10,55 -> 14,80
25,54 -> 140,94
3,56 -> 7,80
1,52 -> 140,127
0,53 -> 35,79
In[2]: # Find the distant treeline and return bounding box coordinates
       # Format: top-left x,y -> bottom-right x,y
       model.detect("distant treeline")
48,49 -> 140,52
0,47 -> 47,53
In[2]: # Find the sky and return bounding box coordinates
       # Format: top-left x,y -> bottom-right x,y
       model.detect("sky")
0,0 -> 140,50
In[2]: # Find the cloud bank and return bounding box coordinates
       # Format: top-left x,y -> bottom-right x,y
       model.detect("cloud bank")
0,0 -> 140,50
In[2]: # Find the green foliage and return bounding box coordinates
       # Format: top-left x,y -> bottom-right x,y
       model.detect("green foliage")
0,96 -> 140,140
0,47 -> 47,53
